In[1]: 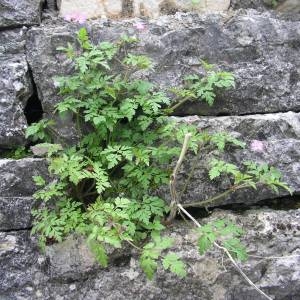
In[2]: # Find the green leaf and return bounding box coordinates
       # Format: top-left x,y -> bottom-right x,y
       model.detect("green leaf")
198,235 -> 214,255
88,240 -> 108,267
33,175 -> 46,187
162,253 -> 187,278
140,257 -> 157,280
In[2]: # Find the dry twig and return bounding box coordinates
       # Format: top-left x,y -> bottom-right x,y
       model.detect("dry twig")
169,133 -> 273,300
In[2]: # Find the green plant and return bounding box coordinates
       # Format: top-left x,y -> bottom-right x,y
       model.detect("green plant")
197,219 -> 247,261
27,28 -> 291,285
0,146 -> 30,159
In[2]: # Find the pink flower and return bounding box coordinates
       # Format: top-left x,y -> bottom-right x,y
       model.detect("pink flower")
63,12 -> 87,24
250,140 -> 265,153
133,22 -> 146,31
64,14 -> 72,22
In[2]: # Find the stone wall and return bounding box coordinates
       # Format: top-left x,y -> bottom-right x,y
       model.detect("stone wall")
0,1 -> 300,299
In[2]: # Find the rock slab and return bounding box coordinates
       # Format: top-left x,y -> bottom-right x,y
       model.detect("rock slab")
0,208 -> 299,299
26,10 -> 300,116
0,158 -> 48,197
173,112 -> 300,207
0,55 -> 33,149
58,0 -> 230,20
0,0 -> 43,28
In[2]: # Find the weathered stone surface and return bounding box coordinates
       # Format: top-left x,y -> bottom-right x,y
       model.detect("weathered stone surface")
45,0 -> 57,10
58,0 -> 230,20
277,0 -> 300,13
0,231 -> 47,297
230,0 -> 275,10
0,55 -> 33,149
0,158 -> 48,197
1,208 -> 299,299
0,197 -> 34,231
0,0 -> 43,28
0,28 -> 27,55
172,112 -> 300,207
27,10 -> 300,116
58,0 -> 122,19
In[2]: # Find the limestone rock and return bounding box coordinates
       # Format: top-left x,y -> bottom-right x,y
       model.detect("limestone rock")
172,112 -> 300,207
58,0 -> 123,20
0,28 -> 27,55
277,0 -> 300,13
0,0 -> 44,28
26,10 -> 300,116
57,0 -> 230,20
1,208 -> 299,299
0,55 -> 33,149
0,197 -> 34,231
0,231 -> 46,296
0,158 -> 48,197
230,0 -> 275,10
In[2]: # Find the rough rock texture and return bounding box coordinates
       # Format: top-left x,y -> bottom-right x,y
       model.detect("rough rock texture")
0,231 -> 47,298
0,27 -> 33,149
58,0 -> 230,20
277,0 -> 300,13
0,197 -> 35,231
170,112 -> 300,207
0,2 -> 300,299
230,0 -> 276,10
0,0 -> 44,28
26,10 -> 300,116
0,27 -> 28,55
0,56 -> 33,149
0,158 -> 48,197
0,208 -> 299,299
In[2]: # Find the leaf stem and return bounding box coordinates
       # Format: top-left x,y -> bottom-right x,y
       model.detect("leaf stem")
168,96 -> 191,113
167,133 -> 192,222
182,184 -> 250,208
177,204 -> 272,300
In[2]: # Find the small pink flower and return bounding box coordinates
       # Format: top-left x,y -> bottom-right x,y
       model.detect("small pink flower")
133,22 -> 146,31
76,13 -> 87,24
63,12 -> 87,24
250,140 -> 265,153
63,14 -> 72,22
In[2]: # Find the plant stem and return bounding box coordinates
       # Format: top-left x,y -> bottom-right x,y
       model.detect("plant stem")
168,96 -> 191,113
126,240 -> 142,251
167,133 -> 192,222
182,184 -> 250,208
177,204 -> 272,300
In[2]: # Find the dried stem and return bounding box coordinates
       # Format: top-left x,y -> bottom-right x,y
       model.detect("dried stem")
168,134 -> 272,300
182,184 -> 250,208
177,204 -> 272,300
167,133 -> 192,222
168,96 -> 191,113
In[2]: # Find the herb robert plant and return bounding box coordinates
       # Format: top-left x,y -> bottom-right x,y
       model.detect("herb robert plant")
26,28 -> 291,280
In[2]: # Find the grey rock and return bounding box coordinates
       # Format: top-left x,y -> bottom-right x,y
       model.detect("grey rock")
1,208 -> 299,299
0,0 -> 44,29
230,0 -> 276,10
277,0 -> 300,13
45,235 -> 99,281
0,197 -> 34,231
26,10 -> 300,116
171,112 -> 300,207
45,0 -> 57,10
0,158 -> 48,197
0,27 -> 27,55
0,55 -> 33,149
0,231 -> 47,296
